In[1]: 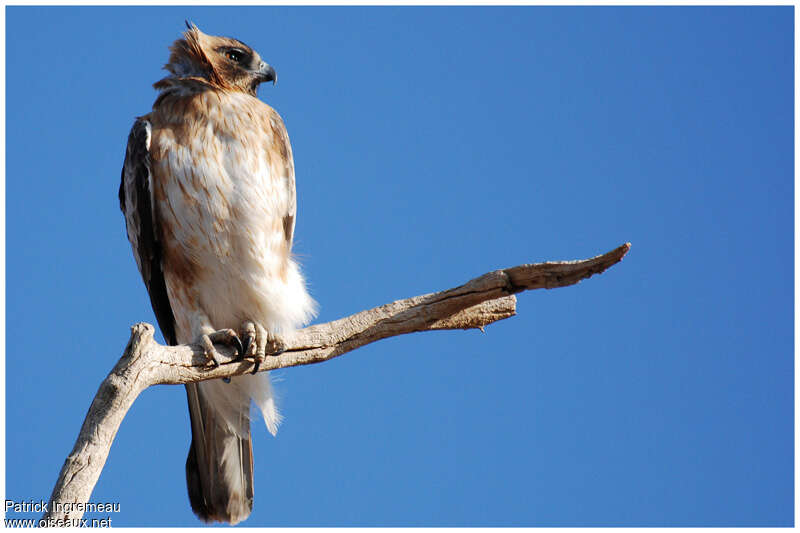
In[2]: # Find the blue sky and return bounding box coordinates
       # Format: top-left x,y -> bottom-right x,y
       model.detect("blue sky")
6,6 -> 793,527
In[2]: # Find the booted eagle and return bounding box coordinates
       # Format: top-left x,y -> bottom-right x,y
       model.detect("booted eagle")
119,23 -> 316,524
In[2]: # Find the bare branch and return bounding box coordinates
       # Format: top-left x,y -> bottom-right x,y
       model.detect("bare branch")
43,243 -> 630,525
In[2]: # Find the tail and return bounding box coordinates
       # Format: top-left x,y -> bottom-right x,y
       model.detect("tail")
184,373 -> 280,525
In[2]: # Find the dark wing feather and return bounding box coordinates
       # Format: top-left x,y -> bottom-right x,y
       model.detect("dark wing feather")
119,118 -> 177,346
275,117 -> 297,249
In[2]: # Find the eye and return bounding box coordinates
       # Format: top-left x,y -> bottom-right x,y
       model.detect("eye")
226,49 -> 244,63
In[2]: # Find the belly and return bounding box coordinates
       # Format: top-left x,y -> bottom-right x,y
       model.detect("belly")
152,142 -> 291,339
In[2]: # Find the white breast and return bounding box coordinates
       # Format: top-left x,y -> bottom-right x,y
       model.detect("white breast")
153,91 -> 316,342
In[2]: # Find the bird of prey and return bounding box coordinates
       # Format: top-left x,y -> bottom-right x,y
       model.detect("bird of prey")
119,23 -> 316,524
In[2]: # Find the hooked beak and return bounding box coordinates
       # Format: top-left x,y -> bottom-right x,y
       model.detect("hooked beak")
256,62 -> 277,85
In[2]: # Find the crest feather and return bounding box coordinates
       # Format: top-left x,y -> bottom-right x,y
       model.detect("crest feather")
160,23 -> 227,89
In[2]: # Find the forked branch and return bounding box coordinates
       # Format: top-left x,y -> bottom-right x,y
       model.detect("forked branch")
43,243 -> 630,525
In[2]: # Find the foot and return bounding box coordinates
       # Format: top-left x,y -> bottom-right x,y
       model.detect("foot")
198,328 -> 243,369
240,321 -> 286,374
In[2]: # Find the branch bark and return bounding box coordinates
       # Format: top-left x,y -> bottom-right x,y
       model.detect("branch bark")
43,243 -> 630,525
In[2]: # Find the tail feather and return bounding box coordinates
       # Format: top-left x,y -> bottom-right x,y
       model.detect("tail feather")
185,383 -> 255,525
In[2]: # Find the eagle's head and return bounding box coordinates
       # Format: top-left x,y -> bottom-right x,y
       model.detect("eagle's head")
159,21 -> 276,96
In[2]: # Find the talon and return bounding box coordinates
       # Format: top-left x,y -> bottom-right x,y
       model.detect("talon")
207,328 -> 243,358
266,334 -> 286,357
200,334 -> 221,368
240,337 -> 252,361
269,346 -> 285,357
232,336 -> 243,358
239,321 -> 284,373
240,321 -> 256,362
